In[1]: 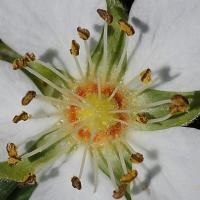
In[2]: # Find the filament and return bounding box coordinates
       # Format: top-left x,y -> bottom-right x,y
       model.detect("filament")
73,56 -> 84,78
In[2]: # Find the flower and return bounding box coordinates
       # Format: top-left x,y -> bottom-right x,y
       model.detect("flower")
0,0 -> 200,200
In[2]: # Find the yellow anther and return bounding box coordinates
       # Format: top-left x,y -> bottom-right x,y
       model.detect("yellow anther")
71,176 -> 82,190
70,40 -> 80,56
118,19 -> 135,36
19,173 -> 37,186
24,52 -> 36,62
77,27 -> 90,40
97,9 -> 113,24
169,94 -> 189,114
12,57 -> 26,70
13,111 -> 29,123
6,143 -> 21,166
140,68 -> 152,84
120,170 -> 138,184
21,91 -> 36,106
112,184 -> 127,199
130,152 -> 144,164
136,113 -> 148,124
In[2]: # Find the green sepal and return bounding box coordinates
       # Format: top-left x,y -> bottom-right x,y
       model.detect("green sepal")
91,0 -> 128,81
96,143 -> 133,200
135,89 -> 200,131
7,184 -> 37,200
0,127 -> 77,182
0,179 -> 17,200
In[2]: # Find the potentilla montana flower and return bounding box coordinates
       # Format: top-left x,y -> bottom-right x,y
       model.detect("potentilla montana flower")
0,0 -> 200,200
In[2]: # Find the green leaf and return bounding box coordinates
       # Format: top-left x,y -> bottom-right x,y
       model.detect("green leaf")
135,89 -> 200,131
91,0 -> 128,81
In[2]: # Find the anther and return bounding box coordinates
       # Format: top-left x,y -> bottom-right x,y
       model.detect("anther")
70,40 -> 80,56
169,94 -> 189,114
12,53 -> 36,70
130,152 -> 144,164
97,9 -> 113,24
77,27 -> 90,40
24,52 -> 36,62
21,91 -> 36,105
136,113 -> 148,124
120,170 -> 138,184
140,68 -> 152,84
18,173 -> 37,186
6,143 -> 21,166
112,184 -> 127,199
118,19 -> 135,36
12,58 -> 26,70
13,111 -> 29,123
71,176 -> 82,190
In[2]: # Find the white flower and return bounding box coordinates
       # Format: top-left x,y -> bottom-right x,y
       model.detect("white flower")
0,0 -> 200,200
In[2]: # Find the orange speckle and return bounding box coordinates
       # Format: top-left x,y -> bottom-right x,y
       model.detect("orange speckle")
69,105 -> 78,123
78,128 -> 91,142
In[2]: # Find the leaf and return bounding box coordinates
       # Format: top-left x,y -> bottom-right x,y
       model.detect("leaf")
135,89 -> 200,131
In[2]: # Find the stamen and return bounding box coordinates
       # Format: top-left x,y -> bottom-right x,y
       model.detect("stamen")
115,36 -> 128,72
148,113 -> 172,124
24,52 -> 36,62
13,111 -> 29,123
71,176 -> 82,190
140,68 -> 152,85
6,143 -> 21,166
77,27 -> 93,72
21,127 -> 69,159
143,99 -> 171,109
18,173 -> 37,186
116,142 -> 127,174
169,94 -> 189,114
25,66 -> 83,102
21,91 -> 36,106
25,66 -> 67,95
70,40 -> 84,78
113,118 -> 128,126
136,113 -> 149,124
108,85 -> 121,102
36,60 -> 72,86
118,19 -> 135,36
97,9 -> 113,24
78,145 -> 89,179
120,170 -> 138,184
112,184 -> 127,199
77,27 -> 90,40
12,52 -> 36,70
105,144 -> 117,189
130,152 -> 144,164
92,149 -> 98,193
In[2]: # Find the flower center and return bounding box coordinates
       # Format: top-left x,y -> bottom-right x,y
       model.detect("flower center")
68,82 -> 128,144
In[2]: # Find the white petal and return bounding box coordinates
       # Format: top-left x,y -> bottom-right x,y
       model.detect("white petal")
126,0 -> 200,91
31,147 -> 111,200
0,0 -> 105,77
127,127 -> 200,200
0,61 -> 58,160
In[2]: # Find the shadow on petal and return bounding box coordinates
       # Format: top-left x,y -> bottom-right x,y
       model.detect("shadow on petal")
152,65 -> 180,88
128,17 -> 149,65
132,164 -> 161,195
